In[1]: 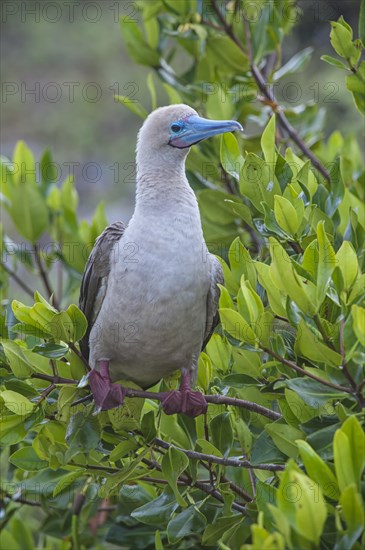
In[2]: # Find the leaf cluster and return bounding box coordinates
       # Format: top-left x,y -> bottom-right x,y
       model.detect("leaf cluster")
1,1 -> 364,549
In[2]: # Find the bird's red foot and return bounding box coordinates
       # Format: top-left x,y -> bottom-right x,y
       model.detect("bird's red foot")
161,389 -> 208,417
89,360 -> 126,411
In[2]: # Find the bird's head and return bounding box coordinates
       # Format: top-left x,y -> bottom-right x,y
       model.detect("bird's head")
136,104 -> 243,169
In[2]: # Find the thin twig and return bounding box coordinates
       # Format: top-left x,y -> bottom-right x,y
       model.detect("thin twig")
69,341 -> 90,371
144,457 -> 247,514
244,454 -> 256,497
339,320 -> 364,407
204,412 -> 215,489
50,359 -> 58,377
208,2 -> 330,181
33,244 -> 59,308
32,372 -> 76,385
0,261 -> 34,298
71,394 -> 93,407
154,438 -> 284,471
33,372 -> 281,420
35,383 -> 56,407
200,462 -> 252,502
260,344 -> 353,393
339,319 -> 356,389
204,393 -> 281,420
313,314 -> 336,351
3,493 -> 41,507
124,387 -> 281,420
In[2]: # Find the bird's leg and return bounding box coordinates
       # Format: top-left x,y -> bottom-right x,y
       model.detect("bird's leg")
161,370 -> 208,417
88,360 -> 126,412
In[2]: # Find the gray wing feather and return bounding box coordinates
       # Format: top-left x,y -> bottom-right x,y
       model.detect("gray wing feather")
79,221 -> 125,360
202,255 -> 224,350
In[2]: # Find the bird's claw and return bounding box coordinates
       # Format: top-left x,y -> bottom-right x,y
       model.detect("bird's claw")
161,389 -> 208,417
89,362 -> 126,411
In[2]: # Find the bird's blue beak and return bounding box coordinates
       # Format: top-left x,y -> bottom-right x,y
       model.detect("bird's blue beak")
169,115 -> 243,149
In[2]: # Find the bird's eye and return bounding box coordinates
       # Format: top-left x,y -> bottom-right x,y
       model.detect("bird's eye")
171,123 -> 182,133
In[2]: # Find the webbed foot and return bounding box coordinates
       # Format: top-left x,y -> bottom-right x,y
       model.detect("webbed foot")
161,371 -> 207,417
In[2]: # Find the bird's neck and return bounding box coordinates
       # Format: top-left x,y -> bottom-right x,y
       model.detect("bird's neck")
135,161 -> 197,212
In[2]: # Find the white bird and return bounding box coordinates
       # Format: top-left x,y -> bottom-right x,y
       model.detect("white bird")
79,104 -> 242,417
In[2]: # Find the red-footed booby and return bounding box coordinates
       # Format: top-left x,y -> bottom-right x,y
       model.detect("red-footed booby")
79,104 -> 243,417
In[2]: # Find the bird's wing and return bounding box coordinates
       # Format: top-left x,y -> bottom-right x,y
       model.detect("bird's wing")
79,221 -> 126,360
202,254 -> 224,350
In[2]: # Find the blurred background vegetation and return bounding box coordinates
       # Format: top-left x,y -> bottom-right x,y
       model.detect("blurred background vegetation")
1,0 -> 362,227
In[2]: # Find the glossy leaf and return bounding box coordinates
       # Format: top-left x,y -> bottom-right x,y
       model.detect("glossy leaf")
161,447 -> 189,507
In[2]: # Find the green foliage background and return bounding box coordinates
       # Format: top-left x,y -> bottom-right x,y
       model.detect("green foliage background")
1,1 -> 364,549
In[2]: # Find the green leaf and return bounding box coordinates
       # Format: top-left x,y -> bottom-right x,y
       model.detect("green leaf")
269,238 -> 317,315
360,0 -> 365,46
235,418 -> 252,454
240,153 -> 281,211
316,221 -> 336,305
255,262 -> 287,318
352,305 -> 365,346
341,415 -> 365,490
274,47 -> 313,80
7,184 -> 48,243
274,195 -> 299,235
238,279 -> 264,324
144,17 -> 159,50
333,430 -> 356,492
220,133 -> 244,180
40,148 -> 58,191
196,438 -> 223,458
147,73 -> 157,110
320,54 -> 348,69
219,308 -> 257,344
8,518 -> 34,550
295,319 -> 342,367
202,515 -> 243,545
140,410 -> 157,443
197,352 -> 212,391
9,446 -> 48,471
261,115 -> 276,166
264,423 -> 304,458
296,440 -> 339,499
350,58 -> 364,99
228,237 -> 257,289
61,175 -> 78,213
286,378 -> 345,407
167,505 -> 207,543
2,340 -> 34,378
12,140 -> 36,186
66,304 -> 87,342
198,190 -> 241,225
340,484 -> 364,541
205,333 -> 231,373
99,451 -> 148,497
0,414 -> 26,444
161,447 -> 189,507
251,431 -> 286,465
330,19 -> 360,65
120,18 -> 160,67
291,471 -> 327,544
52,469 -> 87,497
114,95 -> 148,119
1,389 -> 34,415
336,241 -> 358,290
110,439 -> 139,462
155,531 -> 163,550
32,343 -> 69,359
65,412 -> 100,457
132,488 -> 179,526
210,412 -> 233,457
